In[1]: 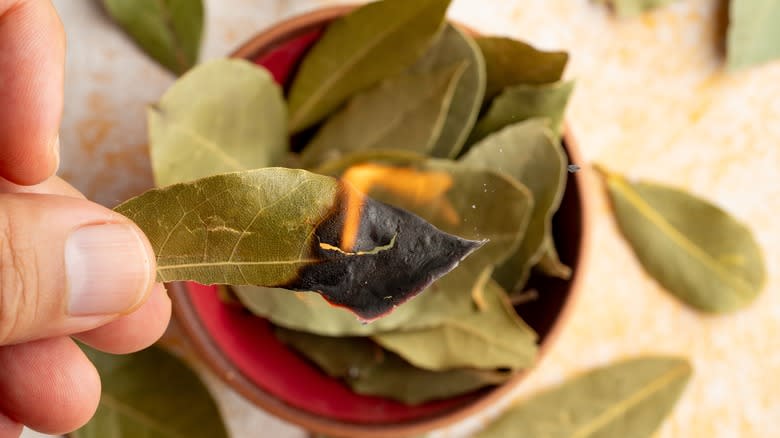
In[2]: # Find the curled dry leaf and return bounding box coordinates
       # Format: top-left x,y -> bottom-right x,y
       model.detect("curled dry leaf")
114,168 -> 483,320
597,166 -> 766,313
286,0 -> 451,132
102,0 -> 204,75
275,328 -> 512,405
73,344 -> 228,438
148,59 -> 288,187
474,356 -> 692,438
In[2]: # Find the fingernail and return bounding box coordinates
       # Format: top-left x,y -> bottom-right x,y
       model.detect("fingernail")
65,224 -> 153,316
50,134 -> 60,173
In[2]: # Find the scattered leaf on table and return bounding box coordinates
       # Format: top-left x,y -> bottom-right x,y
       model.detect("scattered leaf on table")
300,62 -> 467,168
148,59 -> 287,186
467,81 -> 575,146
597,166 -> 766,313
473,356 -> 692,438
407,24 -> 486,158
102,0 -> 203,75
596,0 -> 676,18
726,0 -> 780,71
72,344 -> 227,438
275,328 -> 512,405
114,168 -> 483,320
461,119 -> 568,292
475,36 -> 568,101
286,0 -> 451,132
373,278 -> 538,371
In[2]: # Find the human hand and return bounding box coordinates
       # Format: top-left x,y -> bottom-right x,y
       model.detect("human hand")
0,1 -> 170,436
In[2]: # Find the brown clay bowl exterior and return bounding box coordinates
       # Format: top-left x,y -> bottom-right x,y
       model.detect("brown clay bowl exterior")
169,5 -> 593,438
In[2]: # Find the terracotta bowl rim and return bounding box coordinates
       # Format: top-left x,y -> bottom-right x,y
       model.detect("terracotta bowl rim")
169,5 -> 595,437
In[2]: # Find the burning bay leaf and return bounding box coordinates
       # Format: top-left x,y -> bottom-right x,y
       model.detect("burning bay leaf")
597,167 -> 766,313
461,119 -> 568,292
114,168 -> 483,320
475,36 -> 568,101
286,0 -> 451,132
407,24 -> 486,158
300,62 -> 467,168
726,0 -> 780,71
148,59 -> 287,186
73,344 -> 227,438
373,278 -> 537,371
473,356 -> 692,438
596,0 -> 676,18
467,81 -> 575,146
102,0 -> 203,75
275,328 -> 512,405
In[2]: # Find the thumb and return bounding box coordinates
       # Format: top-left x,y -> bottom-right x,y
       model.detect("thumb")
0,193 -> 156,345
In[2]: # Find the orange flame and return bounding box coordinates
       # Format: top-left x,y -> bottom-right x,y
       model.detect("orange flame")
338,163 -> 457,251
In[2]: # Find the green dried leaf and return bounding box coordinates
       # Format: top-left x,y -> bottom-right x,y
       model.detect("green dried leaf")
461,119 -> 568,292
231,160 -> 532,333
114,168 -> 483,320
535,236 -> 573,280
72,344 -> 227,438
597,0 -> 676,18
148,59 -> 287,187
300,62 -> 467,168
726,0 -> 780,71
373,278 -> 537,371
275,328 -> 512,405
407,24 -> 486,158
287,0 -> 451,132
102,0 -> 203,75
467,81 -> 575,146
475,36 -> 568,101
474,356 -> 692,438
597,167 -> 766,313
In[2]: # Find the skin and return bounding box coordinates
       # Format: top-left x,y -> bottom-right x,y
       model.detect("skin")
0,1 -> 171,436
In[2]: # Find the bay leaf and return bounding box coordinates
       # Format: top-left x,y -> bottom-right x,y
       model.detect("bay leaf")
102,0 -> 203,75
473,356 -> 692,438
286,0 -> 451,133
475,36 -> 568,101
597,167 -> 766,313
373,278 -> 538,371
148,59 -> 287,187
407,24 -> 486,158
596,0 -> 676,18
313,149 -> 429,177
534,236 -> 573,280
300,62 -> 467,168
114,168 -> 483,320
726,0 -> 780,71
467,81 -> 575,146
461,119 -> 568,292
72,344 -> 227,438
275,328 -> 512,405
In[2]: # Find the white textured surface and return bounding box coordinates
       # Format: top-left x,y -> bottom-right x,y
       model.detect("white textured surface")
24,0 -> 780,437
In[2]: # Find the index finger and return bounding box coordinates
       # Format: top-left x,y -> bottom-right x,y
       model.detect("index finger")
0,0 -> 64,185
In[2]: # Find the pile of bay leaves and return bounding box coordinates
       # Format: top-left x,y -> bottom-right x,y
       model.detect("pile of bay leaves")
176,0 -> 576,404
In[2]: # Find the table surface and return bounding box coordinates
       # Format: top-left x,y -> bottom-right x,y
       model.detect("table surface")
25,0 -> 779,437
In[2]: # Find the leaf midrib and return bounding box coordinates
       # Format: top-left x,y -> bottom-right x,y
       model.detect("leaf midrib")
100,393 -> 190,438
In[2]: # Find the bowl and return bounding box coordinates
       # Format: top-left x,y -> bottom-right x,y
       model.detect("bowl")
168,5 -> 592,437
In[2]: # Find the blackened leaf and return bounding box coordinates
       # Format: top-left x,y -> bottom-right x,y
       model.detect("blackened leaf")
148,59 -> 287,187
596,0 -> 677,18
461,119 -> 568,291
475,36 -> 568,101
102,0 -> 203,75
726,0 -> 780,71
72,344 -> 227,438
300,62 -> 467,168
467,81 -> 575,146
597,166 -> 766,313
407,24 -> 486,158
474,357 -> 692,438
114,168 -> 482,320
286,0 -> 451,132
275,328 -> 512,405
373,278 -> 537,371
